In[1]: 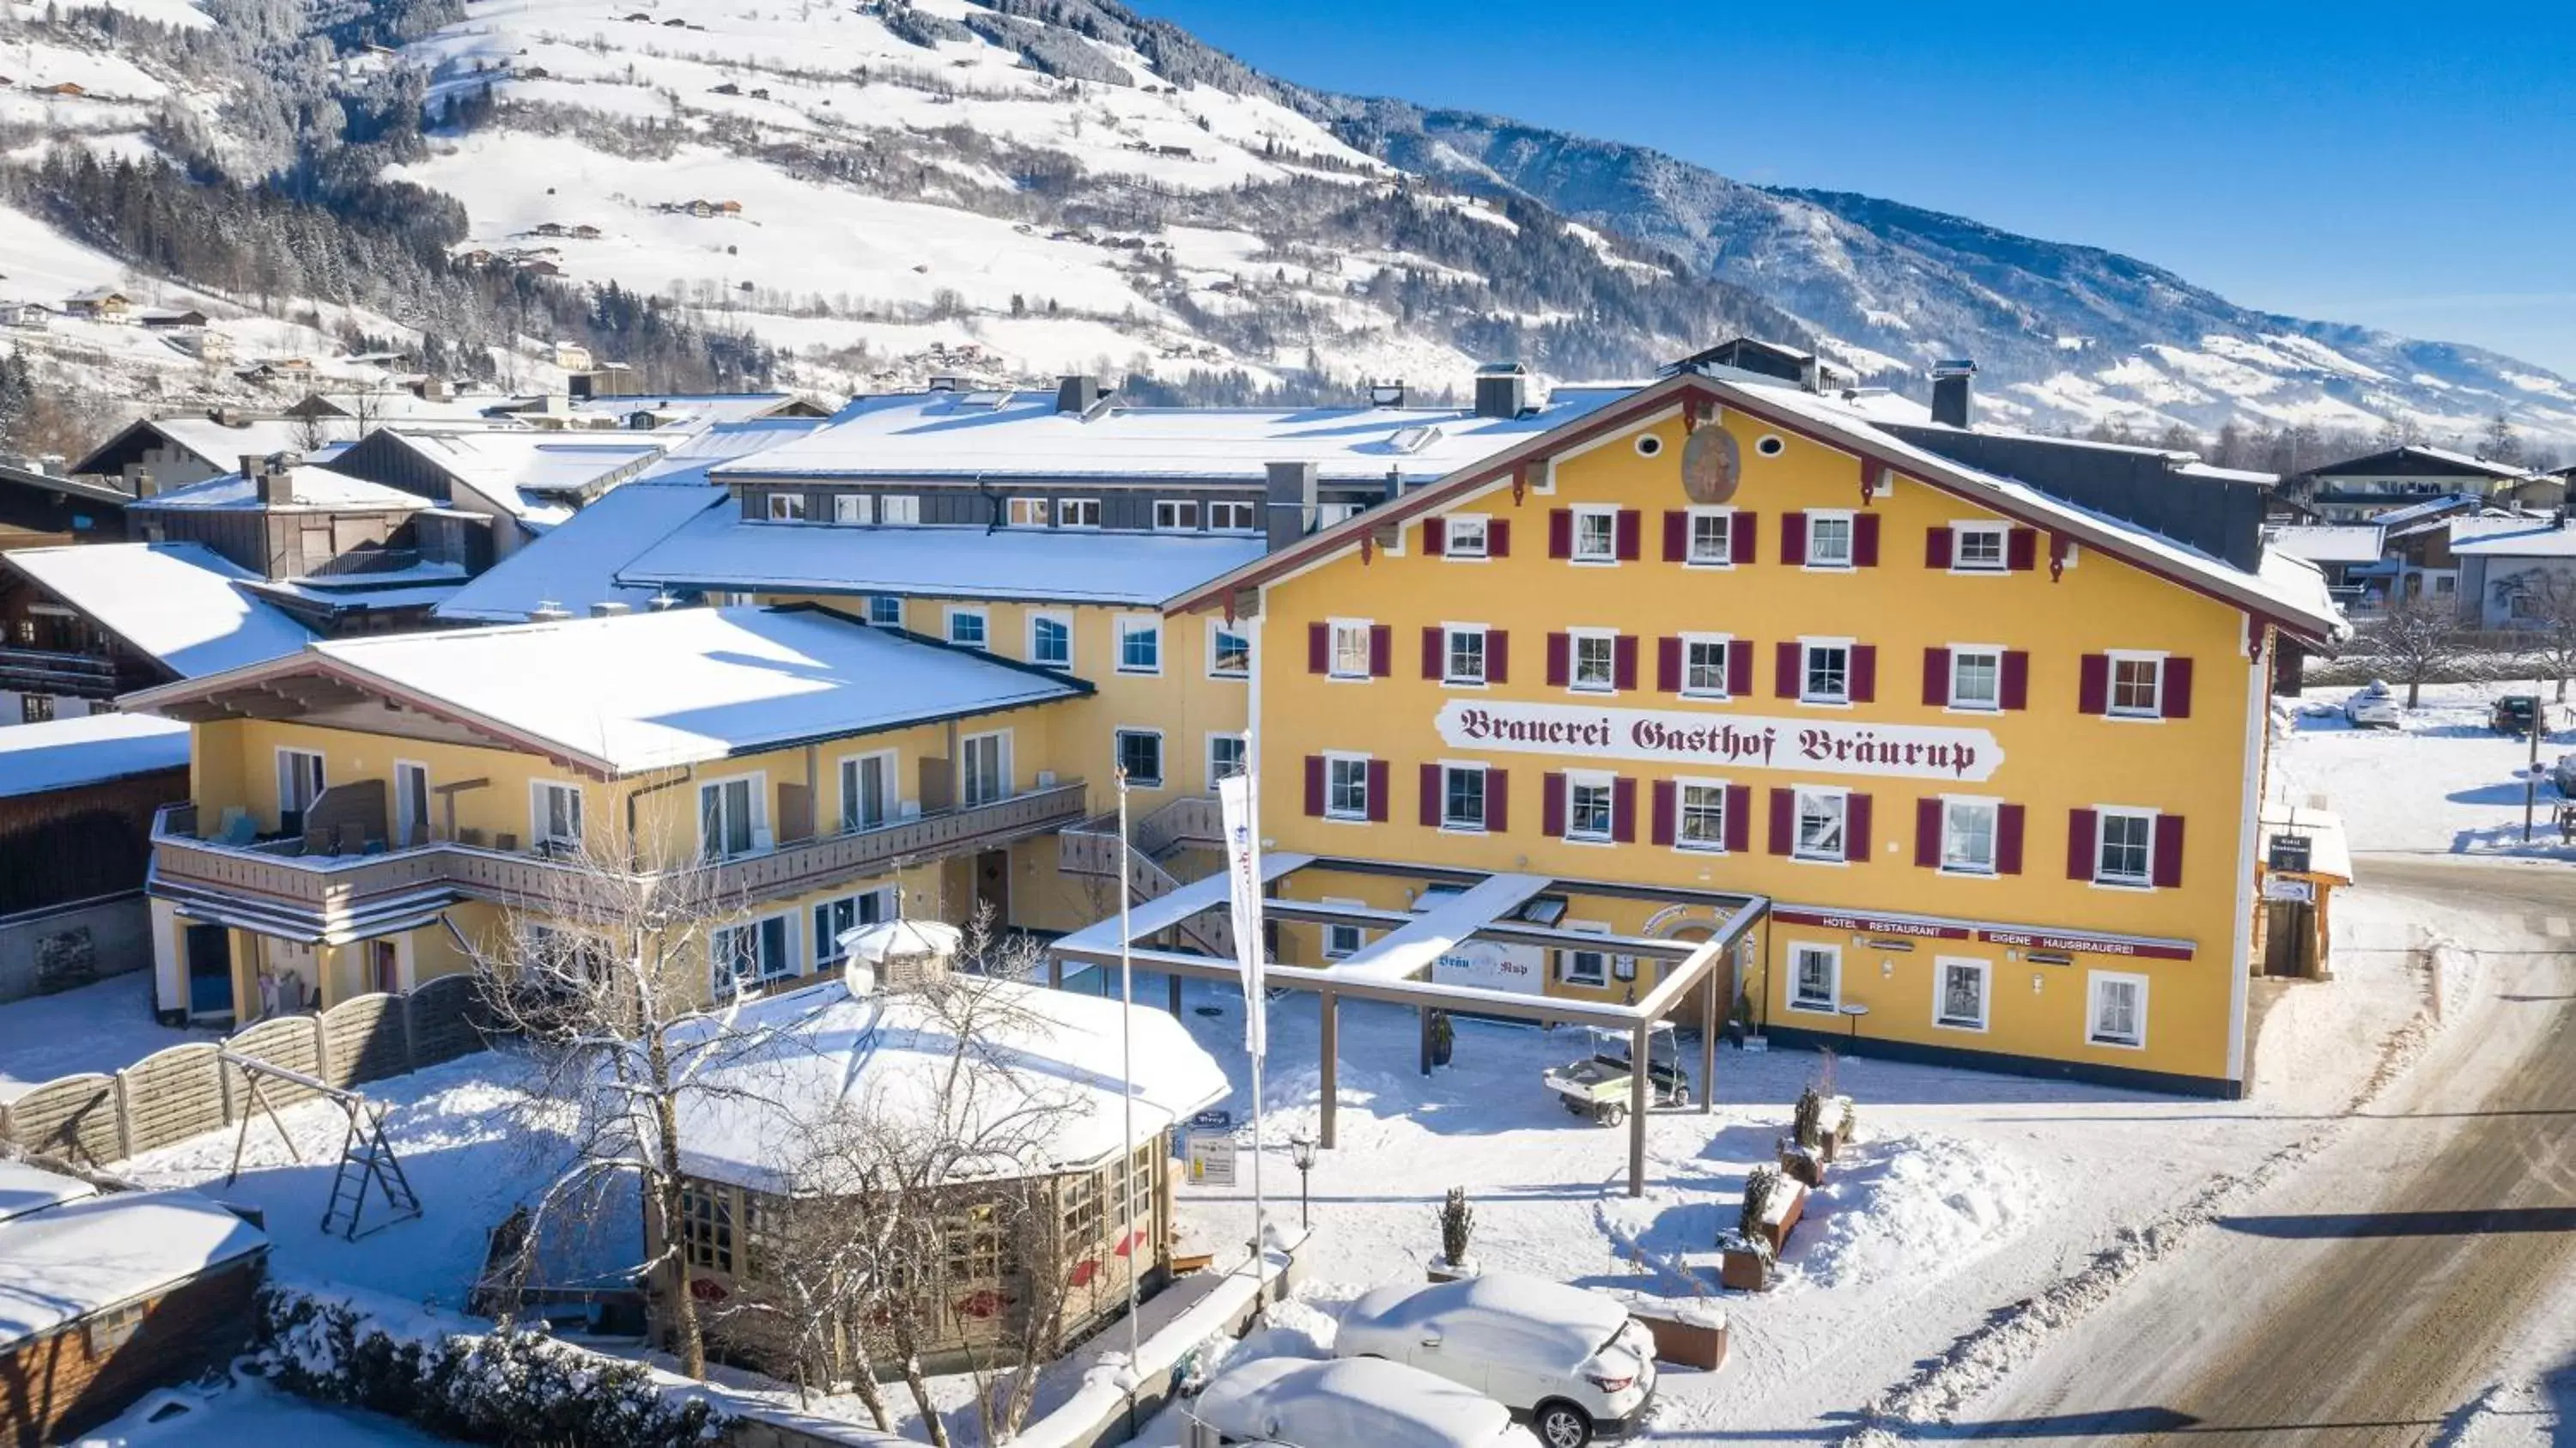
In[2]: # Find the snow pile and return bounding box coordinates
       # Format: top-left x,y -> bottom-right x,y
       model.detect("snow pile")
1790,1135 -> 2048,1292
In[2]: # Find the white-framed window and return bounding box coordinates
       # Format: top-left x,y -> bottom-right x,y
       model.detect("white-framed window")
839,750 -> 896,831
276,746 -> 325,833
961,730 -> 1011,806
1789,943 -> 1839,1013
947,606 -> 988,649
1941,797 -> 1998,875
1057,497 -> 1101,528
866,595 -> 904,628
1949,646 -> 2002,710
1029,612 -> 1072,669
1208,499 -> 1257,532
832,493 -> 870,525
1006,496 -> 1052,528
1154,499 -> 1199,531
1953,521 -> 2008,571
1805,508 -> 1855,568
530,781 -> 584,855
1443,514 -> 1490,558
1558,921 -> 1610,987
1325,753 -> 1370,821
1328,619 -> 1373,679
1322,897 -> 1365,959
811,887 -> 892,968
1686,507 -> 1734,566
1570,628 -> 1617,693
1115,728 -> 1164,788
1801,640 -> 1852,704
1794,787 -> 1847,862
1935,957 -> 1990,1031
1207,733 -> 1247,788
1565,771 -> 1615,843
879,495 -> 920,525
1682,633 -> 1732,697
1444,625 -> 1487,685
711,914 -> 794,993
1208,621 -> 1250,678
766,492 -> 806,522
1676,780 -> 1728,851
698,774 -> 767,861
2088,970 -> 2148,1048
2096,808 -> 2157,887
2109,652 -> 2165,718
1571,505 -> 1619,563
1441,764 -> 1487,831
1116,616 -> 1162,674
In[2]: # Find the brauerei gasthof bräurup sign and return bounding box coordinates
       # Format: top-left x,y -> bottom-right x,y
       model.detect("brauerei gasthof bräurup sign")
1434,700 -> 2002,782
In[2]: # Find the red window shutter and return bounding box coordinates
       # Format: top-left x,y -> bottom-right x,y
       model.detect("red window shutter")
1612,777 -> 1637,843
1775,641 -> 1801,699
2153,815 -> 2185,888
1542,773 -> 1567,837
1487,770 -> 1509,832
1656,636 -> 1683,693
1845,792 -> 1873,862
2067,807 -> 2098,880
2001,650 -> 2030,710
2078,654 -> 2110,714
1916,797 -> 1943,867
1369,624 -> 1391,677
1727,640 -> 1753,697
1767,788 -> 1794,855
1730,513 -> 1758,564
1488,630 -> 1510,684
1419,764 -> 1443,827
1853,511 -> 1880,567
1923,646 -> 1952,706
1781,511 -> 1808,566
1850,644 -> 1877,703
1724,785 -> 1751,852
2007,526 -> 2038,572
1613,635 -> 1638,691
2163,658 -> 2194,719
1424,517 -> 1446,556
1546,632 -> 1571,687
1488,519 -> 1510,557
1307,621 -> 1328,674
1616,508 -> 1642,561
1421,625 -> 1444,680
1548,508 -> 1573,559
1651,780 -> 1677,847
1303,756 -> 1325,817
1997,803 -> 2026,875
1662,509 -> 1689,563
1365,759 -> 1389,823
1925,525 -> 1954,569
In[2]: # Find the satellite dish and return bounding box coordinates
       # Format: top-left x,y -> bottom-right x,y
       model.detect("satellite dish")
1680,425 -> 1740,505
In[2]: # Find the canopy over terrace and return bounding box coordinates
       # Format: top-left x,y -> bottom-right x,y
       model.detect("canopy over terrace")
1047,853 -> 1768,1197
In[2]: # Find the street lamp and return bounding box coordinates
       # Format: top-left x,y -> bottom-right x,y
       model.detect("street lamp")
1289,1132 -> 1318,1232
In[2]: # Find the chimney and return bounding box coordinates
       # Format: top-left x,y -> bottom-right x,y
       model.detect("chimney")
1369,378 -> 1406,409
1264,460 -> 1319,553
246,453 -> 295,505
1930,359 -> 1978,429
1382,466 -> 1403,505
528,600 -> 574,623
1056,374 -> 1102,416
1473,362 -> 1528,421
589,600 -> 632,618
927,374 -> 963,392
420,375 -> 453,401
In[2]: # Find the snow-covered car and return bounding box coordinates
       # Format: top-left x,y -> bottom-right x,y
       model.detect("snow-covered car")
1336,1273 -> 1656,1446
2342,680 -> 2400,729
2551,754 -> 2576,798
1185,1355 -> 1536,1447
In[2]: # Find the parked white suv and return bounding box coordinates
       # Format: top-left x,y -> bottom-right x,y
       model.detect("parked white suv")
1336,1272 -> 1656,1446
1187,1355 -> 1538,1446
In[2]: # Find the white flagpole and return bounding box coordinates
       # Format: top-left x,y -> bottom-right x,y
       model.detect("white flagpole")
1217,742 -> 1272,1315
1115,767 -> 1141,1379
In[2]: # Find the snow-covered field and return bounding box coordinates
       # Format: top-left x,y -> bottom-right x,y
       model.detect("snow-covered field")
2275,678 -> 2576,859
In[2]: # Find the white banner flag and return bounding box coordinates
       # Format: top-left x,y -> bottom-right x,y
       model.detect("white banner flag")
1216,764 -> 1267,1059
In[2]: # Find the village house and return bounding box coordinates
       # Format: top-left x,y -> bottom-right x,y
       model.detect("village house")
62,287 -> 129,321
2291,444 -> 2558,522
0,714 -> 189,1003
0,541 -> 311,726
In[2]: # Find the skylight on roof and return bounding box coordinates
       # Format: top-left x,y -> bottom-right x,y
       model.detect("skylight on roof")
1389,424 -> 1444,454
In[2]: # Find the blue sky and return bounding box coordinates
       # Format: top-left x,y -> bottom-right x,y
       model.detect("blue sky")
1133,1 -> 2576,374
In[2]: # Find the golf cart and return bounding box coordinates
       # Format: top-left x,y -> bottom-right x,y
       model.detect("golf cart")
1541,1023 -> 1691,1127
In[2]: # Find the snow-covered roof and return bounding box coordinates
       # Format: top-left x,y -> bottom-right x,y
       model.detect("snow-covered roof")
0,713 -> 190,799
2266,526 -> 2385,564
0,1187 -> 268,1348
365,431 -> 669,520
619,511 -> 1267,606
134,417 -> 330,468
435,484 -> 728,623
2261,803 -> 2353,885
129,605 -> 1085,775
128,465 -> 428,514
1346,1272 -> 1631,1372
2447,517 -> 2576,557
296,389 -> 525,429
669,976 -> 1229,1192
0,1161 -> 96,1225
566,392 -> 811,429
2371,494 -> 2480,528
709,385 -> 1642,485
2307,445 -> 2537,482
628,418 -> 833,487
3,543 -> 313,678
1194,1357 -> 1519,1448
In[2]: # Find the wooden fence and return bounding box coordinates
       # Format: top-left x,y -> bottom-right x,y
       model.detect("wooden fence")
0,973 -> 488,1165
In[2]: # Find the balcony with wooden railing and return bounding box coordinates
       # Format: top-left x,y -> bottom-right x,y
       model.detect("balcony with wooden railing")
0,645 -> 119,698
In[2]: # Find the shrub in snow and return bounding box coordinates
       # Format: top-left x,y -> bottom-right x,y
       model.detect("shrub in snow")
1737,1166 -> 1788,1241
1437,1185 -> 1476,1269
256,1287 -> 722,1448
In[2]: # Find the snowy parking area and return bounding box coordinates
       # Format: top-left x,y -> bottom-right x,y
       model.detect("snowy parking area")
2277,678 -> 2576,859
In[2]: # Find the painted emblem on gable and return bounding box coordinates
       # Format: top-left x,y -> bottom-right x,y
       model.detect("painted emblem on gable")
1680,425 -> 1740,505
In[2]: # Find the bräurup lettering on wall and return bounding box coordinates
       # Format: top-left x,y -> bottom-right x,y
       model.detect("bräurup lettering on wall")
1435,700 -> 2003,782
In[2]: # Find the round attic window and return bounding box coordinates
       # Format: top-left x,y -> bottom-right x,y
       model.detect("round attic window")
1634,434 -> 1664,458
1756,435 -> 1787,458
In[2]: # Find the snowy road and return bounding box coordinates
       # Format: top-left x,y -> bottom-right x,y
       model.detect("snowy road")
1952,857 -> 2576,1445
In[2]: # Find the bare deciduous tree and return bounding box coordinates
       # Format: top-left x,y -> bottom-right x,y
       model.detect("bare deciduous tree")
2364,590 -> 2470,709
2502,569 -> 2576,701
